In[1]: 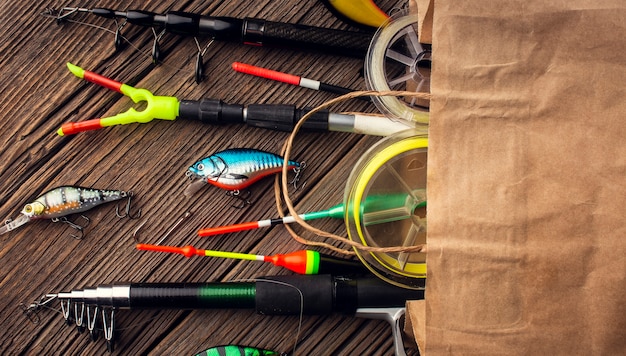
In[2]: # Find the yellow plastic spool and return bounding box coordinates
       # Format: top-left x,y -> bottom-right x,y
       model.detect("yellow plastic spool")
345,130 -> 428,289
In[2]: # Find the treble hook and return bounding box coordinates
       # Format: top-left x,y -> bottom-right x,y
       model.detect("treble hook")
115,191 -> 142,220
290,161 -> 307,190
52,215 -> 90,240
114,18 -> 128,51
19,294 -> 58,324
227,190 -> 252,209
194,38 -> 214,83
151,27 -> 166,63
42,7 -> 79,24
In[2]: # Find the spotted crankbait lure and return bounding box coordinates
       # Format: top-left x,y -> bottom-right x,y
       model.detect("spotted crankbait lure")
195,345 -> 284,356
184,148 -> 304,199
0,186 -> 139,238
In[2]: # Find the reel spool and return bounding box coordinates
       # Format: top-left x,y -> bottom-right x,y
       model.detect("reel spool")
344,130 -> 427,289
365,12 -> 431,124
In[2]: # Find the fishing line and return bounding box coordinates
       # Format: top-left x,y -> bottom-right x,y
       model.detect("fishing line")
271,2 -> 433,284
272,90 -> 429,253
271,89 -> 429,288
365,12 -> 431,124
233,277 -> 305,356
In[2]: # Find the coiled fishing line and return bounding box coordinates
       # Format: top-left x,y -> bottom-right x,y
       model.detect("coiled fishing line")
275,92 -> 430,288
365,13 -> 431,124
344,130 -> 428,289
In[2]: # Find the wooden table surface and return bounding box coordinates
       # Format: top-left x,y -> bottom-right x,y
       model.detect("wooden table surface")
0,0 -> 417,354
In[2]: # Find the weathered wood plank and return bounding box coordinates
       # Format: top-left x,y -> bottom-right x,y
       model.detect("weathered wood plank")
0,0 -> 419,355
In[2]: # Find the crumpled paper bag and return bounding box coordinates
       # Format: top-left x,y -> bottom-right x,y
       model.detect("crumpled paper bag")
425,0 -> 626,354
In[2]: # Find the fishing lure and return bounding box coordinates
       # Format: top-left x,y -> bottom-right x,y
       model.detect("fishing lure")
195,345 -> 284,356
0,186 -> 140,239
184,148 -> 304,204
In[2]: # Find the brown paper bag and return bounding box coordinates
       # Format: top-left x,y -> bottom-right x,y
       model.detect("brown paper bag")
426,1 -> 626,354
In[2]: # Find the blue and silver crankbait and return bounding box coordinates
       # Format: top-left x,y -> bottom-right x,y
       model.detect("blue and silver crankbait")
184,148 -> 304,198
0,186 -> 140,238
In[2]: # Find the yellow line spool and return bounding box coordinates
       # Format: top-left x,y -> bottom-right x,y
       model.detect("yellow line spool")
345,130 -> 428,289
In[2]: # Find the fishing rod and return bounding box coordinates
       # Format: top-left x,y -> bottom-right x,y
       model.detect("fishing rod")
58,63 -> 417,136
136,244 -> 368,275
28,275 -> 423,353
43,7 -> 375,82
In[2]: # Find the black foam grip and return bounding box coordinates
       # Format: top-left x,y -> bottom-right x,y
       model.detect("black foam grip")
255,275 -> 424,316
255,275 -> 334,315
242,19 -> 371,58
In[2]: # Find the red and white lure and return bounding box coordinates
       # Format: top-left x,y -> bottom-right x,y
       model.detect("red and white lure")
0,186 -> 139,238
184,148 -> 304,201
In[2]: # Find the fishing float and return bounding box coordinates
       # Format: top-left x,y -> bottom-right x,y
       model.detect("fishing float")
198,193 -> 426,237
136,244 -> 367,275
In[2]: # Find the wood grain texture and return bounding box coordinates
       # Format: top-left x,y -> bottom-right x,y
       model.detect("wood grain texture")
0,0 -> 419,355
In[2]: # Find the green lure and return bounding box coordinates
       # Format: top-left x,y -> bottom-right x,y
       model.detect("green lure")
196,345 -> 284,356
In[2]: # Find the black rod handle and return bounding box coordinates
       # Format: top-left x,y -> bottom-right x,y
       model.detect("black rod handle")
242,19 -> 372,58
255,275 -> 424,315
179,99 -> 330,132
90,9 -> 373,58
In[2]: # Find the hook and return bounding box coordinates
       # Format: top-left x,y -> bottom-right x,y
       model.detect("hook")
227,190 -> 252,209
132,221 -> 147,243
116,191 -> 142,220
151,28 -> 166,63
194,38 -> 213,83
52,215 -> 90,240
114,19 -> 128,51
42,7 -> 79,25
156,211 -> 192,245
291,161 -> 307,190
19,303 -> 40,324
19,294 -> 58,324
132,211 -> 192,244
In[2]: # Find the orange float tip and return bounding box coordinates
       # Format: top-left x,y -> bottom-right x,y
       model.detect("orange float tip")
266,250 -> 320,275
136,243 -> 200,258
